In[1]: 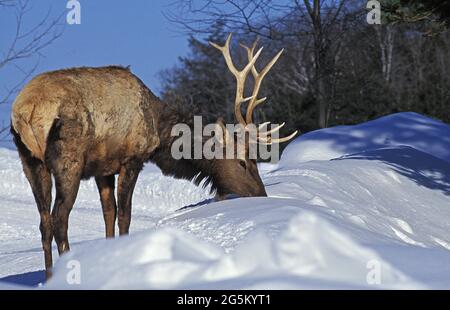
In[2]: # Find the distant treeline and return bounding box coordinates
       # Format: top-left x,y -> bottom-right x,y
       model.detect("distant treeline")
159,0 -> 450,139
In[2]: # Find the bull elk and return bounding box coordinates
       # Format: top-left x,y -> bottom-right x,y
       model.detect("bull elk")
10,34 -> 297,278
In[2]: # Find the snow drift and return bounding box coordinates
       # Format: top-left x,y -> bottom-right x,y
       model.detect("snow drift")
1,112 -> 450,289
46,212 -> 419,289
281,112 -> 450,164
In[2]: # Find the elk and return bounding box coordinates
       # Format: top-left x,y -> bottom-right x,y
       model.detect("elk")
10,34 -> 297,278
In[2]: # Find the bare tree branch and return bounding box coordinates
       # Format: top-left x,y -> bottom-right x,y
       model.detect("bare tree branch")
0,0 -> 64,135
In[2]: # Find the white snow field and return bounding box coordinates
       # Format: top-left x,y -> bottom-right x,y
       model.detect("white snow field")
0,112 -> 449,289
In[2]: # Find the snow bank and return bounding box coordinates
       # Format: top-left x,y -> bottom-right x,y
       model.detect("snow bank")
47,212 -> 418,289
281,112 -> 450,165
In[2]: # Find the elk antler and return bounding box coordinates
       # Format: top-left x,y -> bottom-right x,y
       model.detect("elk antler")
211,33 -> 298,144
210,33 -> 262,127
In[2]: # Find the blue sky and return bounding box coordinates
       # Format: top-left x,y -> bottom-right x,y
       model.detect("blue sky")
0,0 -> 190,100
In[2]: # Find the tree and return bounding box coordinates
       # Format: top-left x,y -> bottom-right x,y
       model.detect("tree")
159,26 -> 235,123
160,0 -> 450,137
0,0 -> 63,136
383,0 -> 450,34
166,0 -> 360,128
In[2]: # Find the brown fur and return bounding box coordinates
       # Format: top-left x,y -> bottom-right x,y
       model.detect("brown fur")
150,105 -> 266,198
11,66 -> 266,279
12,66 -> 161,168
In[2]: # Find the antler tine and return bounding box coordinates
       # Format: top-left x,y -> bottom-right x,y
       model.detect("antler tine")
210,34 -> 238,76
210,33 -> 263,126
257,122 -> 297,144
258,121 -> 270,130
212,34 -> 298,145
257,130 -> 299,145
215,117 -> 233,146
240,39 -> 298,144
245,48 -> 284,125
240,37 -> 260,79
240,36 -> 284,124
259,122 -> 286,136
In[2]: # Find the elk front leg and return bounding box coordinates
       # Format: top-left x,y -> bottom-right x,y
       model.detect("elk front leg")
117,161 -> 142,235
95,175 -> 117,238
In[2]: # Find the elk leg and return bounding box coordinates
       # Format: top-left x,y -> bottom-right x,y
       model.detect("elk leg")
95,175 -> 117,238
20,156 -> 53,278
117,162 -> 142,235
51,163 -> 82,255
13,129 -> 54,279
47,117 -> 85,255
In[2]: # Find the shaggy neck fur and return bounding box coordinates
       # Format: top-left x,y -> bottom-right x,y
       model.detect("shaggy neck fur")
149,103 -> 220,194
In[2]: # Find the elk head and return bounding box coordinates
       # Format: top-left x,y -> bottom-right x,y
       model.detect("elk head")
209,34 -> 298,200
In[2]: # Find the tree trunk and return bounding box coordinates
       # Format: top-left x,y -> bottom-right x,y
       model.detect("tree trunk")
376,25 -> 394,84
305,0 -> 330,128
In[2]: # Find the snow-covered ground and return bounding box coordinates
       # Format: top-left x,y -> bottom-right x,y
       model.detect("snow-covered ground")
0,112 -> 449,289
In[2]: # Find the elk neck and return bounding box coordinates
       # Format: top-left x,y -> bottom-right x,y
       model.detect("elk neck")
149,102 -> 220,193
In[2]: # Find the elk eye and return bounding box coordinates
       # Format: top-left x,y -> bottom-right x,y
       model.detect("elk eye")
239,160 -> 247,169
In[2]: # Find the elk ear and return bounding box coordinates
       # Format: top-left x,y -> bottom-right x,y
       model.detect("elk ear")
215,117 -> 232,146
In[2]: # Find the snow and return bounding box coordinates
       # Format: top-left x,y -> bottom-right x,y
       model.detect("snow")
1,112 -> 450,289
46,212 -> 420,289
281,112 -> 450,164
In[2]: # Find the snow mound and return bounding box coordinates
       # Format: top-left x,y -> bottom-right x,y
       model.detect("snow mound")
46,212 -> 418,289
266,146 -> 450,248
281,112 -> 450,165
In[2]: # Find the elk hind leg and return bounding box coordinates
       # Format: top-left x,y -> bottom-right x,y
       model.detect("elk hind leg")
47,118 -> 85,255
12,129 -> 53,279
